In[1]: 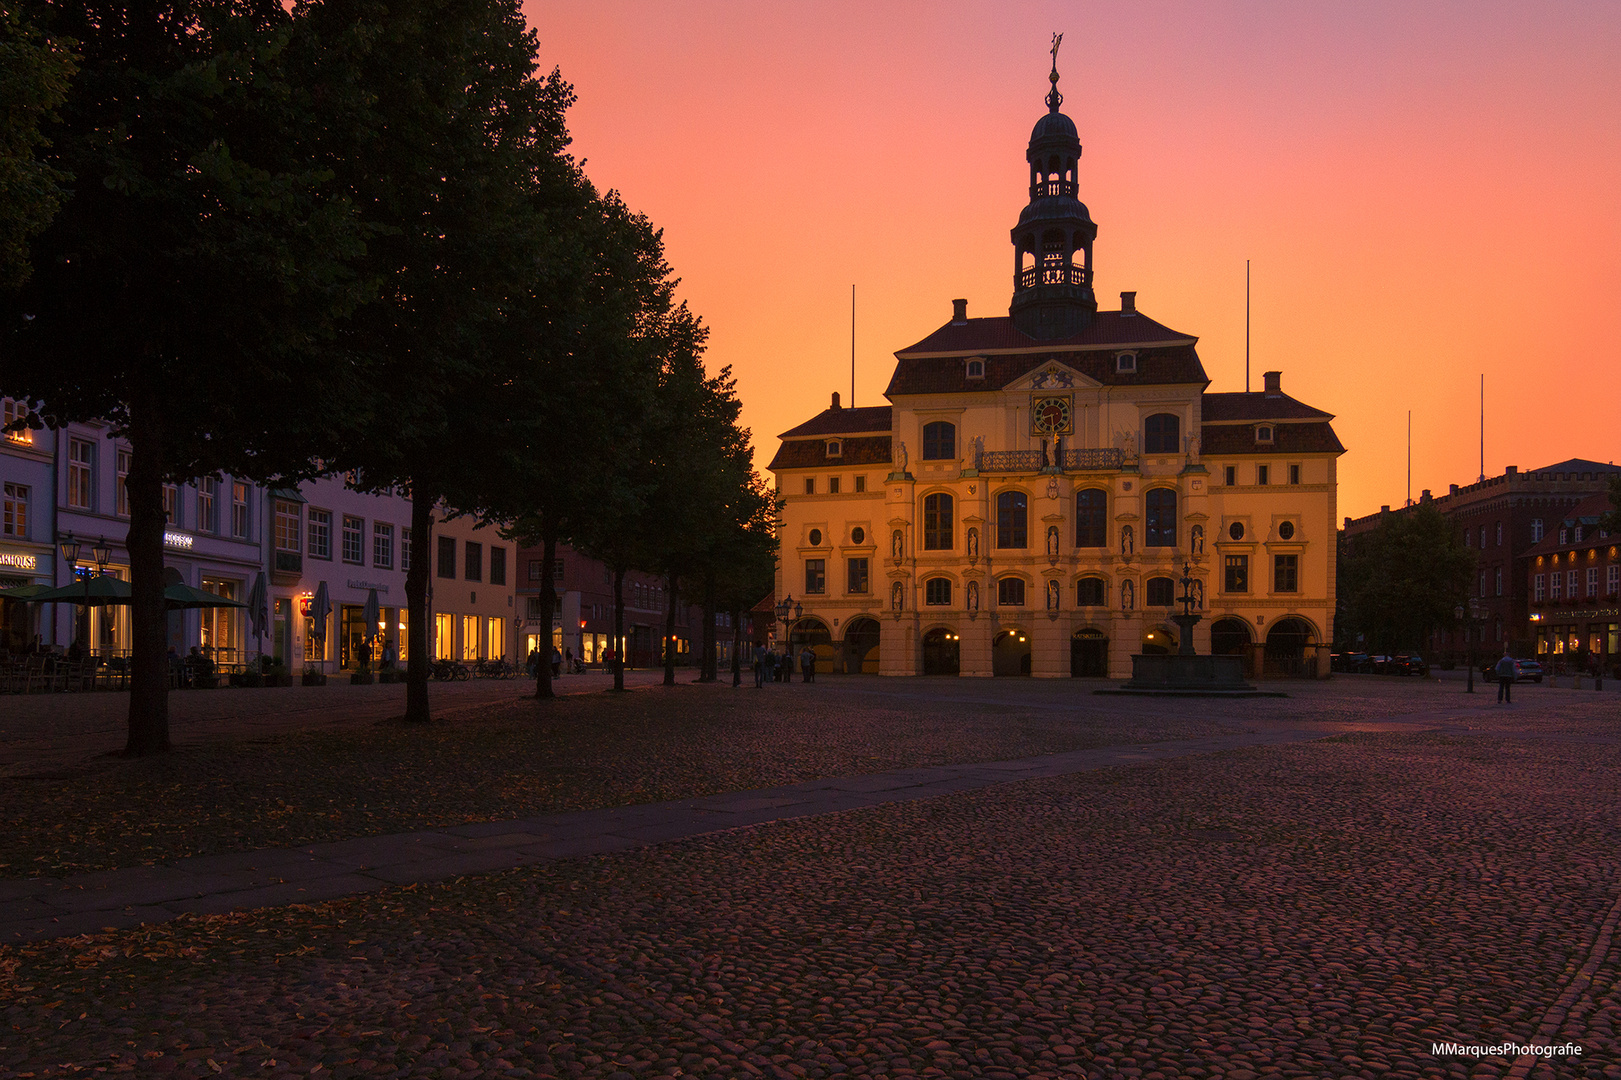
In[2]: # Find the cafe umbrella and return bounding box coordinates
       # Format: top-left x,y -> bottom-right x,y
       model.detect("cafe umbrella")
310,581 -> 331,676
245,571 -> 269,667
361,588 -> 380,670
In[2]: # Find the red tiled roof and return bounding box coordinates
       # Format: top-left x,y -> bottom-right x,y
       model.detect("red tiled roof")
885,345 -> 1207,397
778,406 -> 893,439
1523,492 -> 1619,556
1202,391 -> 1334,423
896,311 -> 1194,355
1200,422 -> 1345,456
768,434 -> 892,472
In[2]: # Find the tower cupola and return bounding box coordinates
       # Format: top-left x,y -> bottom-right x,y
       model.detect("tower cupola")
1009,34 -> 1098,340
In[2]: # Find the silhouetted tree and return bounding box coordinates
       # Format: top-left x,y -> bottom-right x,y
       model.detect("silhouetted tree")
1340,504 -> 1476,654
0,6 -> 76,288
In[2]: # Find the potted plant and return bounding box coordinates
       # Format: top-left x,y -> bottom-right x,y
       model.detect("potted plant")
302,665 -> 327,687
261,656 -> 293,688
349,643 -> 375,685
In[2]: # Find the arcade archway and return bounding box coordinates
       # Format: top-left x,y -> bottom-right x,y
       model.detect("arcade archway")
1140,625 -> 1175,655
790,618 -> 834,673
842,617 -> 881,674
993,628 -> 1031,676
1070,628 -> 1108,677
1265,617 -> 1315,677
923,627 -> 960,675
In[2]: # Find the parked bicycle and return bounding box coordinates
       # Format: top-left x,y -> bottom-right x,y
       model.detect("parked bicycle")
476,657 -> 516,679
431,657 -> 471,681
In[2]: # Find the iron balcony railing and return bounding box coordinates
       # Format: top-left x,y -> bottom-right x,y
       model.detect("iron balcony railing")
976,447 -> 1124,473
274,550 -> 302,574
1018,265 -> 1091,289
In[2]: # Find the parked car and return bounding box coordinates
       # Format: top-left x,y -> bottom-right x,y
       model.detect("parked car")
1390,654 -> 1430,676
1331,651 -> 1373,673
1480,658 -> 1543,683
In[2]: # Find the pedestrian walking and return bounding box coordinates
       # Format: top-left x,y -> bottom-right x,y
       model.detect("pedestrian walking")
526,648 -> 540,677
800,645 -> 816,683
551,646 -> 563,678
752,644 -> 767,687
1494,649 -> 1515,703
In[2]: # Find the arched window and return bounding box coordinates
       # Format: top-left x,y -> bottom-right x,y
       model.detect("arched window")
925,578 -> 952,606
997,577 -> 1025,606
1076,577 -> 1106,606
1143,413 -> 1180,454
1145,488 -> 1177,548
1075,488 -> 1107,547
1146,576 -> 1176,607
922,422 -> 956,460
996,491 -> 1027,549
923,493 -> 953,550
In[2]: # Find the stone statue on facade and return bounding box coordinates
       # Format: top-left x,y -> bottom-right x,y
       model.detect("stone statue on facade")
1046,578 -> 1060,611
1192,578 -> 1205,610
966,579 -> 979,614
1121,579 -> 1134,611
966,527 -> 978,559
891,580 -> 904,612
1120,524 -> 1134,557
896,441 -> 909,473
1184,433 -> 1201,463
972,435 -> 985,469
1046,525 -> 1059,557
891,529 -> 904,560
1190,523 -> 1204,557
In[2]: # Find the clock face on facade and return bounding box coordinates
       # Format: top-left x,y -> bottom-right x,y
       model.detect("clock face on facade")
1030,394 -> 1074,436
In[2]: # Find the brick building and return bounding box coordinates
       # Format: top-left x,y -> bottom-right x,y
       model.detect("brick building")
1523,491 -> 1619,674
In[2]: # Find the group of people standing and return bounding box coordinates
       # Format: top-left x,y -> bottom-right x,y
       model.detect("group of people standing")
753,643 -> 818,686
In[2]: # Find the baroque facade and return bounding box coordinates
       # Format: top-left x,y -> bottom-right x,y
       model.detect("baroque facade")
768,61 -> 1344,679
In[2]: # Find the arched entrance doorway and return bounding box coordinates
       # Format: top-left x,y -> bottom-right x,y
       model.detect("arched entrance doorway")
790,617 -> 833,674
1210,617 -> 1253,675
1140,625 -> 1175,655
923,627 -> 960,675
1070,628 -> 1108,676
993,628 -> 1030,676
1265,617 -> 1314,677
842,617 -> 881,674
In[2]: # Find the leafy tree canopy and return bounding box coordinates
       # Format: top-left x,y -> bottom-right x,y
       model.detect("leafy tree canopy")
1340,503 -> 1476,654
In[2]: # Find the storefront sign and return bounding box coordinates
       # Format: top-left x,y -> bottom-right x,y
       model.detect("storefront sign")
0,551 -> 38,571
346,579 -> 389,594
164,530 -> 194,551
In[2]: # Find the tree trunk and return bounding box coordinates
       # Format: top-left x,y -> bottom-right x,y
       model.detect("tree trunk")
123,385 -> 170,756
663,572 -> 678,686
729,606 -> 742,687
534,532 -> 556,699
403,482 -> 433,723
612,566 -> 626,691
699,575 -> 717,682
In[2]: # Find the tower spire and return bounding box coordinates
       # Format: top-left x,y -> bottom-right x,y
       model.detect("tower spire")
1047,32 -> 1064,112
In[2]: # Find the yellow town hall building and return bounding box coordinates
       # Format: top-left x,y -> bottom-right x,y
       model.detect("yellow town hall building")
768,60 -> 1344,679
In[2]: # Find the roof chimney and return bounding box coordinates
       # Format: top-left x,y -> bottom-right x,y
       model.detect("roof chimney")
830,391 -> 841,410
1119,291 -> 1137,316
1420,489 -> 1431,503
1262,370 -> 1281,397
951,298 -> 967,324
1449,483 -> 1459,494
1505,465 -> 1517,476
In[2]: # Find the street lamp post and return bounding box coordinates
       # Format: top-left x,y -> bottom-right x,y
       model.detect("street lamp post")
1455,603 -> 1474,693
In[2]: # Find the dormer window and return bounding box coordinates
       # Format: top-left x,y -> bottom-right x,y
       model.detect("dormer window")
1255,425 -> 1274,444
826,439 -> 842,458
966,358 -> 985,379
1115,351 -> 1137,373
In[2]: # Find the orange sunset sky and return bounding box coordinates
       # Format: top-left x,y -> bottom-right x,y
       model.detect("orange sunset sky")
523,1 -> 1621,521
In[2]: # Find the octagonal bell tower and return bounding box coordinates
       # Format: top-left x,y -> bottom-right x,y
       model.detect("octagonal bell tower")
1009,37 -> 1098,340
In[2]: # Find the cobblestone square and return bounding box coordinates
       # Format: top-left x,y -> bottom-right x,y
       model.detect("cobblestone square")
1,676 -> 1618,1078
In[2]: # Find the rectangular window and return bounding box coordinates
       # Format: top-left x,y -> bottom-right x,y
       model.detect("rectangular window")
1289,464 -> 1301,485
997,577 -> 1025,606
1274,554 -> 1298,593
1608,565 -> 1619,596
804,478 -> 816,495
68,438 -> 94,509
465,541 -> 483,582
1495,567 -> 1503,597
1256,464 -> 1270,486
231,482 -> 249,538
373,522 -> 394,569
341,515 -> 364,564
1076,577 -> 1105,606
1479,571 -> 1488,598
490,547 -> 506,586
1,483 -> 26,538
1496,522 -> 1504,546
308,509 -> 332,560
274,500 -> 301,552
196,477 -> 216,533
847,557 -> 869,594
526,595 -> 544,619
925,578 -> 951,606
828,477 -> 840,494
805,559 -> 826,594
1588,567 -> 1599,598
855,475 -> 866,493
462,614 -> 480,661
553,560 -> 564,583
1224,465 -> 1236,486
1531,518 -> 1544,542
116,449 -> 132,517
434,613 -> 454,660
401,527 -> 412,573
1551,573 -> 1562,600
529,560 -> 543,582
1567,570 -> 1577,598
1534,573 -> 1545,601
438,535 -> 456,579
2,399 -> 32,444
1225,554 -> 1249,594
162,483 -> 178,524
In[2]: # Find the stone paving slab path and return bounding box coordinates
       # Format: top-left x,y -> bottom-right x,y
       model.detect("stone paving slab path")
0,714 -> 1474,944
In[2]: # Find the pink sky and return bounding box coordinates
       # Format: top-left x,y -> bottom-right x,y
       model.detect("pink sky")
523,0 -> 1621,519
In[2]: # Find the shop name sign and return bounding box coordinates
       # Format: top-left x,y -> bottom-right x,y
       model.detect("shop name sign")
163,530 -> 194,551
0,552 -> 38,571
346,579 -> 389,594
